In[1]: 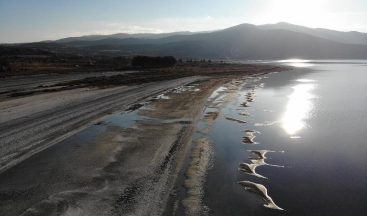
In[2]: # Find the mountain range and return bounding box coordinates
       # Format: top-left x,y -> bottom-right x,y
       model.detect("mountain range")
15,22 -> 367,59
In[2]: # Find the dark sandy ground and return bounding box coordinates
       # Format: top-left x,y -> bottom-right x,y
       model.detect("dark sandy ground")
0,64 -> 285,215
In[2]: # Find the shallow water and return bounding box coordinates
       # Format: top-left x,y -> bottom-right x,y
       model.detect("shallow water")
202,60 -> 367,215
1,61 -> 367,215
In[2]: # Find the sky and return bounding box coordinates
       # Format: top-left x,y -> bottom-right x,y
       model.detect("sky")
1,0 -> 367,43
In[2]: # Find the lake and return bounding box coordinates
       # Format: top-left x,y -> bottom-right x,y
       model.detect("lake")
1,60 -> 366,216
200,60 -> 367,216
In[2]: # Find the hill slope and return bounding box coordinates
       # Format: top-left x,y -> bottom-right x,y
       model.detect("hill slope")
260,22 -> 367,45
14,23 -> 367,59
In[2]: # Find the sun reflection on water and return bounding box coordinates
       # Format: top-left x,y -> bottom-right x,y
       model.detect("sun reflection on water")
278,59 -> 314,67
281,79 -> 316,136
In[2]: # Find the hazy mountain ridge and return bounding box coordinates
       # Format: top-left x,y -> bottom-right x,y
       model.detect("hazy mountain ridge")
7,23 -> 367,59
56,22 -> 367,46
55,31 -> 196,43
260,22 -> 367,45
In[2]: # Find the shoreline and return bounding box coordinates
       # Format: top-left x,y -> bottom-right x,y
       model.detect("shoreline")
0,63 -> 284,175
0,77 -> 229,216
0,64 -> 285,215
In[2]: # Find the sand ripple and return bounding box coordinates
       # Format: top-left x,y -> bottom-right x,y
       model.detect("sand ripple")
248,150 -> 274,159
242,130 -> 260,144
225,117 -> 246,124
238,181 -> 284,211
240,102 -> 250,107
239,163 -> 267,179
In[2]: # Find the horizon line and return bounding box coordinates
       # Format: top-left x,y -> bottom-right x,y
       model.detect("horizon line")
2,21 -> 367,44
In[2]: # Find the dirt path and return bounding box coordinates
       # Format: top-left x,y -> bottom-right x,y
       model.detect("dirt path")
0,76 -> 203,174
0,77 -> 226,216
0,71 -> 132,95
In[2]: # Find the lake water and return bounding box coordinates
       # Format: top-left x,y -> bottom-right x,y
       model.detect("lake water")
201,60 -> 367,215
1,60 -> 367,216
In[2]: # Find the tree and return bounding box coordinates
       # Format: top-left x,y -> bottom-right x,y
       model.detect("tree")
131,56 -> 177,68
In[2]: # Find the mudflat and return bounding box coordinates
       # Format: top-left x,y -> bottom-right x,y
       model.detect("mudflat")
0,63 -> 283,215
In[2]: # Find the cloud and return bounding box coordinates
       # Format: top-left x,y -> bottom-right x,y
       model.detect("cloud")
93,22 -> 163,34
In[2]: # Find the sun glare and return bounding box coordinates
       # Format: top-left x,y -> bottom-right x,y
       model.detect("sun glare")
263,0 -> 327,27
281,79 -> 316,136
278,59 -> 314,67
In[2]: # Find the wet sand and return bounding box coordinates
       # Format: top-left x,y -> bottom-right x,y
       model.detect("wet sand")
165,77 -> 253,215
6,60 -> 367,216
0,77 -> 202,175
0,65 -> 285,215
167,73 -> 287,216
0,77 -> 228,216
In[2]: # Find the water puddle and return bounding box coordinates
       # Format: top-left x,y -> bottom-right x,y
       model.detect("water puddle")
0,81 -> 206,216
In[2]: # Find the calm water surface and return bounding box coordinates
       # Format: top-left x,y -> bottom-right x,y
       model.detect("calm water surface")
203,60 -> 367,216
1,60 -> 367,216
